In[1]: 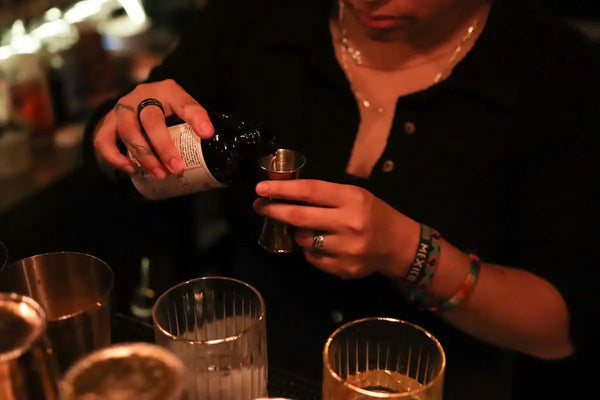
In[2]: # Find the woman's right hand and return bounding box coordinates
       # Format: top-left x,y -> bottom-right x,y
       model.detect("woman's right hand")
93,79 -> 214,179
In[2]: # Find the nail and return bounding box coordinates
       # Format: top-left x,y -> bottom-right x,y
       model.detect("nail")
256,182 -> 268,195
168,157 -> 185,173
123,164 -> 136,174
201,122 -> 213,136
153,168 -> 166,179
253,199 -> 265,214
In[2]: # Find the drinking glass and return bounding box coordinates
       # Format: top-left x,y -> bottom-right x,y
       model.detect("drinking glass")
0,252 -> 114,376
60,342 -> 186,400
323,318 -> 445,400
152,276 -> 267,400
1,293 -> 59,400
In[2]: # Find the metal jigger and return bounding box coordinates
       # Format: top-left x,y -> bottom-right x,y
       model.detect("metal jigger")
258,149 -> 306,253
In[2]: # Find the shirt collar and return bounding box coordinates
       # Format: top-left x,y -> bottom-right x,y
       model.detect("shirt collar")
443,0 -> 536,111
258,0 -> 532,111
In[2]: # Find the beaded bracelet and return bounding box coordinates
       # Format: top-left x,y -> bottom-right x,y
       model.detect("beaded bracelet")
403,224 -> 442,302
429,253 -> 481,312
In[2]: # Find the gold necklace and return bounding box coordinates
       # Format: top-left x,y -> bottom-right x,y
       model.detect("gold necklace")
338,0 -> 485,114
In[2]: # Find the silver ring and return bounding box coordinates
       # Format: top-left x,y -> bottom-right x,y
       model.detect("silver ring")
312,232 -> 325,252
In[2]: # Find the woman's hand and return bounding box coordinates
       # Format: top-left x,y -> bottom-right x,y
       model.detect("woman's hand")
93,79 -> 214,179
253,179 -> 420,279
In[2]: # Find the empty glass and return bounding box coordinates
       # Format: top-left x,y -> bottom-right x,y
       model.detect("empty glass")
152,277 -> 267,400
323,318 -> 445,400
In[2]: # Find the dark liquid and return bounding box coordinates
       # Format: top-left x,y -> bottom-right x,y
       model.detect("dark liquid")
363,385 -> 401,393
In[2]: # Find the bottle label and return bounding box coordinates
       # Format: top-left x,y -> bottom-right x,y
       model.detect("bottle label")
131,123 -> 225,200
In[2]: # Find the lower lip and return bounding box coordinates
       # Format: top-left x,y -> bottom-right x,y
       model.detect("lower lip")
357,14 -> 403,29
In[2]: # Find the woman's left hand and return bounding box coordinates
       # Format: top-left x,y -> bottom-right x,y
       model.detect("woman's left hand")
253,179 -> 420,279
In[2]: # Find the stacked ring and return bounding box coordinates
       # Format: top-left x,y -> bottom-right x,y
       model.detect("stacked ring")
312,233 -> 325,253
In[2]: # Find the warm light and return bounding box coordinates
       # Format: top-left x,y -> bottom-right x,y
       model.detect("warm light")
0,46 -> 12,61
10,20 -> 27,37
64,0 -> 102,24
64,0 -> 147,26
117,0 -> 147,26
44,7 -> 63,21
9,20 -> 41,54
31,20 -> 74,40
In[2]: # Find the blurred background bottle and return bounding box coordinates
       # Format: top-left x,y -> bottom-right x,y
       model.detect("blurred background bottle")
130,256 -> 156,321
0,67 -> 32,178
1,20 -> 54,141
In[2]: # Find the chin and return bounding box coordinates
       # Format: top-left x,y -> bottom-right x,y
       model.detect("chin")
364,26 -> 414,42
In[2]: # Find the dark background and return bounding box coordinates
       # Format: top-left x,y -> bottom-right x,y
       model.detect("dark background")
1,0 -> 599,319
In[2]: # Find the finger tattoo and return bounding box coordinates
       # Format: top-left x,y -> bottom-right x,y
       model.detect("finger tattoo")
123,138 -> 153,157
115,103 -> 135,113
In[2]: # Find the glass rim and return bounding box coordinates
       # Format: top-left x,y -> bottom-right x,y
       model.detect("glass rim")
0,292 -> 47,362
152,276 -> 266,345
2,251 -> 115,321
258,148 -> 307,174
322,317 -> 446,398
61,342 -> 186,399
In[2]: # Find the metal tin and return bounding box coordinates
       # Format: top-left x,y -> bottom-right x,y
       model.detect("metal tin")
0,252 -> 114,376
0,292 -> 59,400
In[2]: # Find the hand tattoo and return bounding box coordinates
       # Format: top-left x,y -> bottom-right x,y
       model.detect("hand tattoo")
123,138 -> 153,157
115,103 -> 135,113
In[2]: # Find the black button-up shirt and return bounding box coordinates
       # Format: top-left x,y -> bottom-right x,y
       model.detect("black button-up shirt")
89,0 -> 598,398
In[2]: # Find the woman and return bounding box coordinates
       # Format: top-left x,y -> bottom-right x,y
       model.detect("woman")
90,0 -> 598,398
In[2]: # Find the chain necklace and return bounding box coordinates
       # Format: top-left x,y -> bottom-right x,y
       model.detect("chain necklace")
338,0 -> 485,114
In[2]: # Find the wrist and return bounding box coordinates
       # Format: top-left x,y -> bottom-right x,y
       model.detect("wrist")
384,217 -> 422,279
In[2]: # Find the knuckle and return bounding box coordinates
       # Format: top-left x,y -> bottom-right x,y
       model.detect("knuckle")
304,250 -> 317,263
348,241 -> 368,256
355,187 -> 370,206
345,265 -> 362,278
348,215 -> 366,232
286,208 -> 305,226
92,136 -> 102,150
134,83 -> 148,93
118,93 -> 130,102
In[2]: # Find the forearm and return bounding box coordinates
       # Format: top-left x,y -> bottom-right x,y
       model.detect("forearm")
414,240 -> 573,359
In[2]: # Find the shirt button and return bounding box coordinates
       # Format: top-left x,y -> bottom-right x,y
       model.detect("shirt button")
382,160 -> 394,173
330,310 -> 344,324
404,121 -> 416,135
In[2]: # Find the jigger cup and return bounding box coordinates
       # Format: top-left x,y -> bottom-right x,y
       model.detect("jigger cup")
258,149 -> 307,253
0,252 -> 114,377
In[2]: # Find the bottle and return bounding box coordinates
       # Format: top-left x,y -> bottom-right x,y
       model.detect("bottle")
130,112 -> 277,200
0,73 -> 32,178
129,256 -> 155,321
